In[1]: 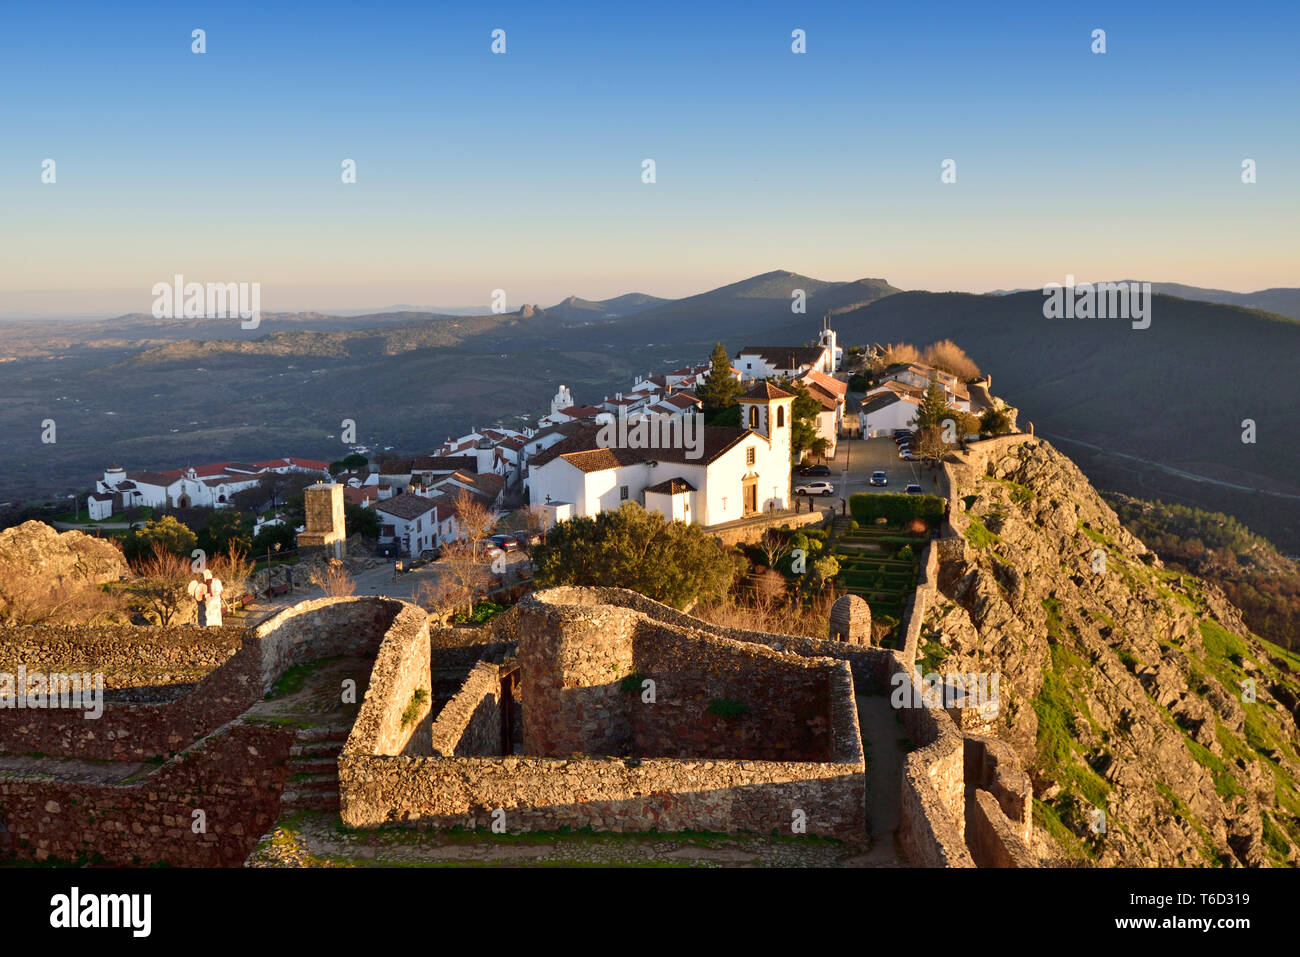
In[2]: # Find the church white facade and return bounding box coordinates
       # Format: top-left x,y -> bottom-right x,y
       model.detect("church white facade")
529,383 -> 796,527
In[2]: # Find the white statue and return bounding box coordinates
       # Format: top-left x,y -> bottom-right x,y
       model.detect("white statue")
188,570 -> 225,626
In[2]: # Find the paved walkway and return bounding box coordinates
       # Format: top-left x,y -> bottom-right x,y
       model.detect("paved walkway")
856,693 -> 906,865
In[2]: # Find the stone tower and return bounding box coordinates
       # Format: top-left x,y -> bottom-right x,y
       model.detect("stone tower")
828,594 -> 871,645
296,483 -> 346,560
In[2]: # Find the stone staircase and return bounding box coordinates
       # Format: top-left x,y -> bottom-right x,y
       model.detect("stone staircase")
280,725 -> 349,813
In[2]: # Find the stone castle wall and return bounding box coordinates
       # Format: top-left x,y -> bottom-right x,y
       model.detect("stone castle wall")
0,597 -> 403,762
339,588 -> 866,837
0,596 -> 414,866
430,660 -> 504,758
0,721 -> 295,866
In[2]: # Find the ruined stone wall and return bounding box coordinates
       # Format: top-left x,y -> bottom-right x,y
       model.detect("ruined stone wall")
345,605 -> 433,757
251,596 -> 403,693
0,597 -> 405,762
0,722 -> 294,866
631,624 -> 840,762
707,508 -> 828,547
964,733 -> 1032,842
337,753 -> 865,837
968,790 -> 1037,868
523,585 -> 894,694
341,587 -> 865,837
0,623 -> 246,691
429,661 -> 503,757
516,596 -> 639,756
898,543 -> 939,668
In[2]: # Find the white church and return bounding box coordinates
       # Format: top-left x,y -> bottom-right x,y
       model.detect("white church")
529,382 -> 797,528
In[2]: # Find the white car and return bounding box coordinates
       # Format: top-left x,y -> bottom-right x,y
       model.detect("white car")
794,481 -> 835,496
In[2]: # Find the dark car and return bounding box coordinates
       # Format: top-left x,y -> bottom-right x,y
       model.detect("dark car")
798,463 -> 831,476
488,534 -> 518,552
894,432 -> 915,445
513,531 -> 542,548
869,471 -> 888,487
905,484 -> 924,495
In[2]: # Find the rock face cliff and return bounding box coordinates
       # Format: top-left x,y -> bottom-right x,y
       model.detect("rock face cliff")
920,440 -> 1300,867
0,520 -> 129,584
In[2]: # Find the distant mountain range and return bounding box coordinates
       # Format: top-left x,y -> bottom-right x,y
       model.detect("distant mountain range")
2,268 -> 1298,552
988,282 -> 1300,322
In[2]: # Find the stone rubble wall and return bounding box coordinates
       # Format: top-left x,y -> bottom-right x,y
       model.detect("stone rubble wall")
889,430 -> 1040,867
340,587 -> 866,837
337,752 -> 865,837
631,623 -> 841,762
0,597 -> 405,763
345,605 -> 433,757
429,661 -> 504,757
707,507 -> 829,547
0,721 -> 295,866
968,790 -> 1037,868
0,623 -> 246,691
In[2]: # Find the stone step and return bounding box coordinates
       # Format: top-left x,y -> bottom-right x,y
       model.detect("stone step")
294,726 -> 351,745
287,756 -> 339,775
281,789 -> 340,812
289,742 -> 342,760
286,772 -> 339,793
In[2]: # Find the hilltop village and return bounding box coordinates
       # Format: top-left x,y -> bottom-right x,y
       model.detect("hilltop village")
3,324 -> 1296,873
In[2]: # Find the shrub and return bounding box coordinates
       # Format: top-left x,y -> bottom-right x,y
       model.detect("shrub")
848,493 -> 944,528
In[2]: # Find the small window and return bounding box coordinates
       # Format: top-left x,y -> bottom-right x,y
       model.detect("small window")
776,406 -> 785,428
620,485 -> 629,500
746,446 -> 755,466
749,406 -> 759,428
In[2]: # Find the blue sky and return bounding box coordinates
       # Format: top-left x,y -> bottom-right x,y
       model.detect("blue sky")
2,0 -> 1297,316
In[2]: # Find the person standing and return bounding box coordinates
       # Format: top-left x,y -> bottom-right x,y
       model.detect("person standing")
202,569 -> 224,626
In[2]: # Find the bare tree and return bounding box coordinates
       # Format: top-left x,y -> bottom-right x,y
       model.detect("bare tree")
921,339 -> 981,381
752,568 -> 788,608
307,559 -> 355,597
450,490 -> 496,558
756,528 -> 790,571
209,543 -> 252,605
437,540 -> 492,618
128,545 -> 194,626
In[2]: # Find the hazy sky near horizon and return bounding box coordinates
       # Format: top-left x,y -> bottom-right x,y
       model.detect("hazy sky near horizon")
2,0 -> 1297,318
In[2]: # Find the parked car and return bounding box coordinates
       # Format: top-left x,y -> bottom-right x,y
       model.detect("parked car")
894,432 -> 915,445
795,481 -> 835,497
419,547 -> 441,560
892,428 -> 911,439
869,471 -> 888,487
899,449 -> 916,460
905,484 -> 924,495
798,463 -> 831,476
513,531 -> 542,548
488,534 -> 518,552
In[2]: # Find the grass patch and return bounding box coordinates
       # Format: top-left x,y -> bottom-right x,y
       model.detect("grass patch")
401,688 -> 429,728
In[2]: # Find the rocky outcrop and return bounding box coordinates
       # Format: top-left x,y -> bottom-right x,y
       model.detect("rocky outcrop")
0,520 -> 129,584
928,439 -> 1300,867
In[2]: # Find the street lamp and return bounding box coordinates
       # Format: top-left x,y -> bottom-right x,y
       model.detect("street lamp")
67,493 -> 78,522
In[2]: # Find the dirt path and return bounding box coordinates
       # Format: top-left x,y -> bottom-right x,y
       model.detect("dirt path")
246,810 -> 890,868
856,694 -> 905,864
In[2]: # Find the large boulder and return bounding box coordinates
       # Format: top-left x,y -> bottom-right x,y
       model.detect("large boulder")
0,520 -> 130,583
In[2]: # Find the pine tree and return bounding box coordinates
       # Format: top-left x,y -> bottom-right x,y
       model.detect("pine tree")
697,342 -> 742,411
913,377 -> 953,433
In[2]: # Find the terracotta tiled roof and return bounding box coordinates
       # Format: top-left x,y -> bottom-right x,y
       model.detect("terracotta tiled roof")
374,492 -> 440,520
740,381 -> 795,401
736,346 -> 827,368
645,477 -> 696,495
530,424 -> 754,472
